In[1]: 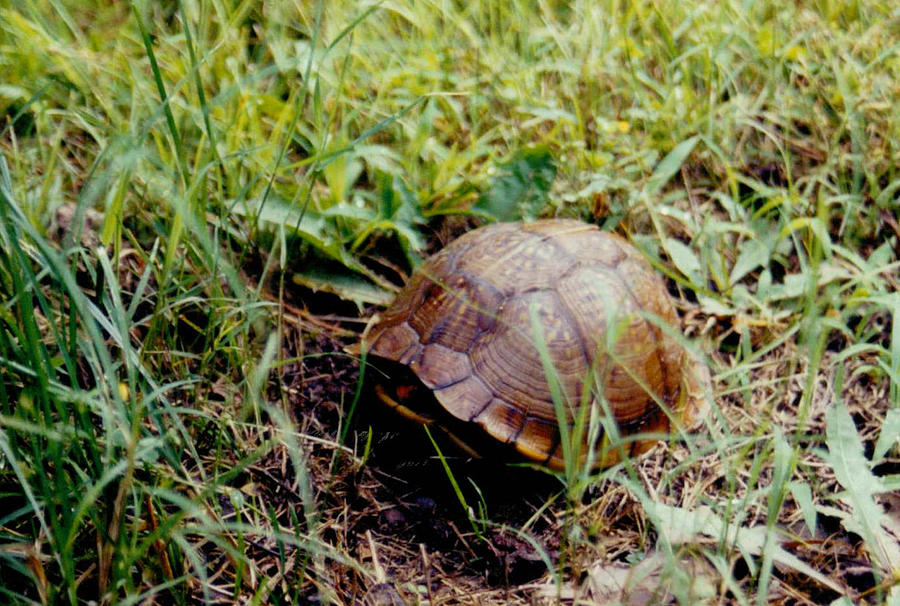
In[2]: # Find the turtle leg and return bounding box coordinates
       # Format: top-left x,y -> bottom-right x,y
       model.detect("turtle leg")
374,385 -> 483,460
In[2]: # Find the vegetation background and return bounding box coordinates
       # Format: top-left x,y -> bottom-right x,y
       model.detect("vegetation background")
1,0 -> 898,604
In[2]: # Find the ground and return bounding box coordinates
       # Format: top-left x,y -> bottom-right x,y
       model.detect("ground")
236,231 -> 896,605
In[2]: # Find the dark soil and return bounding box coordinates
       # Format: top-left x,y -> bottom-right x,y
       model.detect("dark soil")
277,324 -> 568,603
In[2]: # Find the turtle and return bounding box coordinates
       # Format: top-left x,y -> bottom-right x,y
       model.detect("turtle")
362,219 -> 710,469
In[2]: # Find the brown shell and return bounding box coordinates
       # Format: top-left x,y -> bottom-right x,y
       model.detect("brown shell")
365,219 -> 708,469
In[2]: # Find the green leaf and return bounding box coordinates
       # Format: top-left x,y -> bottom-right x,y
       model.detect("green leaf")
764,273 -> 807,301
475,145 -> 556,222
238,197 -> 396,293
663,237 -> 703,286
779,217 -> 833,257
825,403 -> 884,500
645,136 -> 699,194
291,266 -> 392,306
321,143 -> 363,205
874,409 -> 900,462
370,172 -> 427,266
245,199 -> 348,264
643,501 -> 843,594
789,481 -> 817,535
768,429 -> 793,521
825,403 -> 900,575
731,238 -> 771,285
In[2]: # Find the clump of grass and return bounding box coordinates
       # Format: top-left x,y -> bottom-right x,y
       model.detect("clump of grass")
0,159 -> 355,603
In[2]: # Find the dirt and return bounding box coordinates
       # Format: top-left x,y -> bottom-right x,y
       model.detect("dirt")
273,321 -> 570,604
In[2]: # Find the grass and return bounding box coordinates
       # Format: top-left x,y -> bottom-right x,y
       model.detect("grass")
1,0 -> 899,603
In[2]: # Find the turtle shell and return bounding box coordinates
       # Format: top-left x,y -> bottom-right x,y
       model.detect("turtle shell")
364,219 -> 708,469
